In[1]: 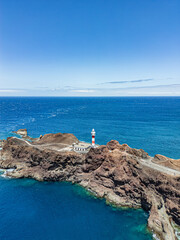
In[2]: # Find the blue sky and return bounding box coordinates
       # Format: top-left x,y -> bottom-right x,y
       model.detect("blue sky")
0,0 -> 180,96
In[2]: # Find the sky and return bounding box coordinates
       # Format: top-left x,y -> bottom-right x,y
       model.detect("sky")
0,0 -> 180,96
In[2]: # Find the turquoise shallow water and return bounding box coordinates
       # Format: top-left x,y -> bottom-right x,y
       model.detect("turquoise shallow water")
1,96 -> 180,240
0,178 -> 152,240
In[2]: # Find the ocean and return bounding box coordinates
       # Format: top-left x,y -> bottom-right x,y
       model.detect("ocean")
0,96 -> 180,240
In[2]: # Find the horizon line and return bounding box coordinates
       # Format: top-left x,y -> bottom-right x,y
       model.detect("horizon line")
0,95 -> 180,98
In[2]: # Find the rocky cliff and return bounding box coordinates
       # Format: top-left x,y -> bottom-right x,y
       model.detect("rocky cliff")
0,134 -> 180,240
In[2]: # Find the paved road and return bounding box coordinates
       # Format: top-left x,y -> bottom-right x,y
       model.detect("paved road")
139,157 -> 180,177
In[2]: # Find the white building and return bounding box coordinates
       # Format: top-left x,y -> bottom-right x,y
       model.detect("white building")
73,142 -> 91,153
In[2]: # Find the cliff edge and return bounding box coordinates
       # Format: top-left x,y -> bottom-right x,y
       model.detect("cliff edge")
0,133 -> 180,240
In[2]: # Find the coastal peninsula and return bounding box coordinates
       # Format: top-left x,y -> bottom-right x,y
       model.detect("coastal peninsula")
0,130 -> 180,240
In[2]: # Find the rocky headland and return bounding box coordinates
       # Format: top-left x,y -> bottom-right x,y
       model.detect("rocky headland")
0,130 -> 180,240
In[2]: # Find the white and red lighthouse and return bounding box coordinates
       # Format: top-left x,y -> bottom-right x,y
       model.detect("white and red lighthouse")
91,129 -> 96,147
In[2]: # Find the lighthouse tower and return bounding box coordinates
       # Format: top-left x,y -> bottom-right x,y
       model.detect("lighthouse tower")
91,129 -> 96,147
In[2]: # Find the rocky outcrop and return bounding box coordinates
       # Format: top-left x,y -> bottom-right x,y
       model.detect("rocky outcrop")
0,135 -> 180,240
34,132 -> 79,145
13,129 -> 28,137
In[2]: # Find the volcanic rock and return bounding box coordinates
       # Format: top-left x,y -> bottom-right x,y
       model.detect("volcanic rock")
35,132 -> 78,145
0,134 -> 180,240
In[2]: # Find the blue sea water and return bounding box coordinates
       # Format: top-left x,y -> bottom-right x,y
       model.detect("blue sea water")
0,178 -> 151,240
0,96 -> 180,240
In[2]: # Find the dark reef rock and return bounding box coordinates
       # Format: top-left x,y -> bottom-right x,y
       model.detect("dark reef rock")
12,129 -> 28,137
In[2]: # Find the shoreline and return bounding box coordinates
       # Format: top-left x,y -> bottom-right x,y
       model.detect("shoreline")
0,174 -> 154,239
0,131 -> 180,240
0,167 -> 178,240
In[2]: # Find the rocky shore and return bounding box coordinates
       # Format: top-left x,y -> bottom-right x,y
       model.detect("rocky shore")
0,131 -> 180,240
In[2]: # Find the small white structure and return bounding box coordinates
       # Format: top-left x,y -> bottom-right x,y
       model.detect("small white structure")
73,142 -> 91,153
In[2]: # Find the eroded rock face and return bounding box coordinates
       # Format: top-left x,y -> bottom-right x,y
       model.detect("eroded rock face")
0,137 -> 180,240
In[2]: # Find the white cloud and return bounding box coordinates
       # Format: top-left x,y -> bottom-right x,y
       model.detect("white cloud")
0,89 -> 23,92
70,89 -> 95,93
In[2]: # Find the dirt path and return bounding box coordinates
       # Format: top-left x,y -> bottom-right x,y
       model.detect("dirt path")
12,137 -> 71,151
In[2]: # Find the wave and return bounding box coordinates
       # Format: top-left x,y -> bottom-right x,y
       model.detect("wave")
0,168 -> 15,179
